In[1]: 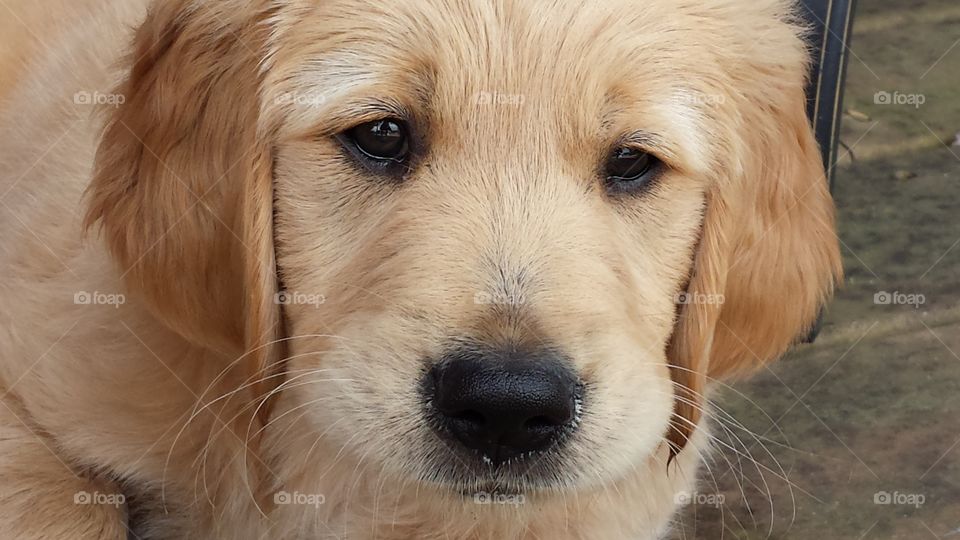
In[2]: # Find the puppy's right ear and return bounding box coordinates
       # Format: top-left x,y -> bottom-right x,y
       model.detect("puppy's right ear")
84,0 -> 282,363
665,10 -> 843,457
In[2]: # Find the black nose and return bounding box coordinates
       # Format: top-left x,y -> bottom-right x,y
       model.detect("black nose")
428,350 -> 580,463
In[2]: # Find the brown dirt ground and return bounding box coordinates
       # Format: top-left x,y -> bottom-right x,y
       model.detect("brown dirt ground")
670,1 -> 960,538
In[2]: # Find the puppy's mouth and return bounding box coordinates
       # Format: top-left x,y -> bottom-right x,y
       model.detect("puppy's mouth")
430,451 -> 580,496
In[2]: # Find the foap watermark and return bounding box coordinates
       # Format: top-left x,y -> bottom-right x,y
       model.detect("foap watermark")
675,291 -> 725,306
874,290 -> 925,309
473,491 -> 526,506
874,491 -> 925,508
274,290 -> 326,308
74,490 -> 126,508
474,291 -> 526,306
671,92 -> 726,107
74,290 -> 126,308
475,91 -> 525,107
274,490 -> 326,508
73,90 -> 125,108
274,91 -> 327,108
674,491 -> 725,508
874,90 -> 925,109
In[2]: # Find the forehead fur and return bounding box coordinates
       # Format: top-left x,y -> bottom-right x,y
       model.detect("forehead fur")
260,0 -> 809,179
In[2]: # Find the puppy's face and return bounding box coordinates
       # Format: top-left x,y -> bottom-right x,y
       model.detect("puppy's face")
267,0 -> 743,493
88,0 -> 841,508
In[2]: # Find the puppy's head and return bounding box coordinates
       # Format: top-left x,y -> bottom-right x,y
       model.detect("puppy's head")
86,0 -> 841,499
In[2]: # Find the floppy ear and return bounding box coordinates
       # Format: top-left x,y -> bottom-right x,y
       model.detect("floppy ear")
84,1 -> 283,388
666,56 -> 843,454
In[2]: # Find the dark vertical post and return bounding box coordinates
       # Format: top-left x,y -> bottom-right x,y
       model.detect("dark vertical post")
797,0 -> 857,342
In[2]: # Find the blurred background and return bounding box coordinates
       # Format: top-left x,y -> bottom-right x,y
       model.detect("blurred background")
672,1 -> 960,538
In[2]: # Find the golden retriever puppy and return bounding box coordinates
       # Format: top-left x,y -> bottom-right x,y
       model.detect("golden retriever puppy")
0,0 -> 841,538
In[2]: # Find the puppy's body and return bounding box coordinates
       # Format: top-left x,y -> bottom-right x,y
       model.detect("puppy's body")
0,0 -> 840,538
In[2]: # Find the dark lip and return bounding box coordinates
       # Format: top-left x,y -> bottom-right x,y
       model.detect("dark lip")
415,418 -> 564,487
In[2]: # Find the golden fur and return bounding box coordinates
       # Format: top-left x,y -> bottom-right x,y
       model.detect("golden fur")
0,0 -> 841,538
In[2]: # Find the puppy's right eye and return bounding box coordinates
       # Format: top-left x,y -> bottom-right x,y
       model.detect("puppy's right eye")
603,145 -> 662,195
339,118 -> 411,173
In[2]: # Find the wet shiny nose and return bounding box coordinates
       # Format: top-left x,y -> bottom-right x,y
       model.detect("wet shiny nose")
428,350 -> 579,463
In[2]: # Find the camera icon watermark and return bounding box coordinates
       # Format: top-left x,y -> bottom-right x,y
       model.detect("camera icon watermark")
473,491 -> 526,506
873,491 -> 925,508
274,490 -> 326,508
873,290 -> 925,309
274,91 -> 327,108
873,90 -> 925,108
674,491 -> 725,508
73,90 -> 125,108
671,92 -> 726,107
675,291 -> 725,305
73,490 -> 126,508
74,290 -> 126,308
475,91 -> 525,107
474,291 -> 526,306
274,290 -> 326,309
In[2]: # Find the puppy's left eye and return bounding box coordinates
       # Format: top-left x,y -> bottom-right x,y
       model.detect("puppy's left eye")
605,146 -> 659,193
338,118 -> 411,174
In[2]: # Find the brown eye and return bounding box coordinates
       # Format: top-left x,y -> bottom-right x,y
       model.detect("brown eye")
346,118 -> 410,163
605,146 -> 659,192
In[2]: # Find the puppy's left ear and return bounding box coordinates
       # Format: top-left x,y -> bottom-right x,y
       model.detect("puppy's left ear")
668,42 -> 843,453
84,1 -> 283,388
